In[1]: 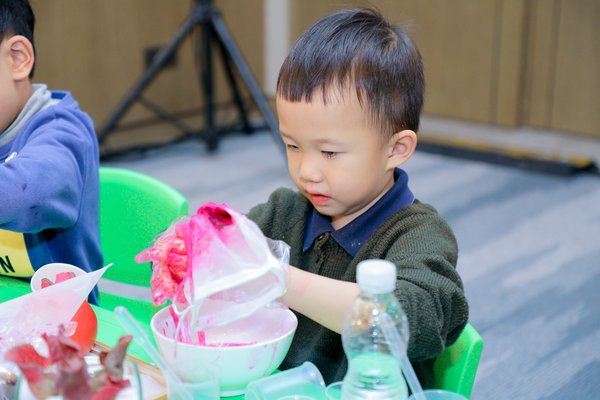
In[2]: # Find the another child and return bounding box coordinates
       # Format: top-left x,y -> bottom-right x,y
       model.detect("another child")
0,0 -> 102,303
246,8 -> 469,386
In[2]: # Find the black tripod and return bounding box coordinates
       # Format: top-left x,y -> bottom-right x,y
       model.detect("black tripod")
97,0 -> 282,157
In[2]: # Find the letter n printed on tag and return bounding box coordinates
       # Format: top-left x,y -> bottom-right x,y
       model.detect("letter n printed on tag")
0,229 -> 35,277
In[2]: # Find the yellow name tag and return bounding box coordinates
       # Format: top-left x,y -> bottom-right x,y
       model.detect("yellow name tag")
0,229 -> 35,277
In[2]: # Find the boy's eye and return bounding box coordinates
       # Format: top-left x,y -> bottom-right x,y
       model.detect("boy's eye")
285,144 -> 299,151
322,151 -> 337,159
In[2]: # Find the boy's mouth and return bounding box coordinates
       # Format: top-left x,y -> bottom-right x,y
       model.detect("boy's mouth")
309,193 -> 330,205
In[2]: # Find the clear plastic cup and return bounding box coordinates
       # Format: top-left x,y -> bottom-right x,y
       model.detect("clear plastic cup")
244,362 -> 326,400
408,389 -> 468,400
325,381 -> 343,400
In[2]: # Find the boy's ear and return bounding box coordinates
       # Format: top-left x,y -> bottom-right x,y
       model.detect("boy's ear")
7,35 -> 34,81
386,129 -> 417,169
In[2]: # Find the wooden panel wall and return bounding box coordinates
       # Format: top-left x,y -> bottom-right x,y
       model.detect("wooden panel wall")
525,0 -> 600,137
30,0 -> 599,140
289,0 -> 527,126
290,0 -> 599,137
30,0 -> 265,144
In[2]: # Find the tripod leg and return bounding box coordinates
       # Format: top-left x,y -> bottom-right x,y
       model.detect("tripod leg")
209,11 -> 285,154
199,13 -> 219,151
216,37 -> 253,134
97,12 -> 203,144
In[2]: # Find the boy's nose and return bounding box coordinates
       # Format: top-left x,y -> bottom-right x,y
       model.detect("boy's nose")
298,157 -> 322,183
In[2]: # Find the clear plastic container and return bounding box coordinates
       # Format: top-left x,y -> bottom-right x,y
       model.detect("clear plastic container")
341,259 -> 409,400
244,361 -> 326,400
15,355 -> 143,400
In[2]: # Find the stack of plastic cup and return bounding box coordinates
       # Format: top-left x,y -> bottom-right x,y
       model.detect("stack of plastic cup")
244,362 -> 326,400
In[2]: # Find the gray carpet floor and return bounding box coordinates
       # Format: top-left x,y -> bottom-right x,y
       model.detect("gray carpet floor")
102,130 -> 600,400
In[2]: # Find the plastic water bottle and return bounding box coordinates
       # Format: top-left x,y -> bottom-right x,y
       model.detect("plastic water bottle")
341,259 -> 410,400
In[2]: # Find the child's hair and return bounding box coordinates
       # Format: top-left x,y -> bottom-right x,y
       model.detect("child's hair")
0,0 -> 35,77
277,7 -> 424,137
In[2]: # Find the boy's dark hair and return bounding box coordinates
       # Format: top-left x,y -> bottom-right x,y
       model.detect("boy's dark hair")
0,0 -> 36,77
277,7 -> 424,136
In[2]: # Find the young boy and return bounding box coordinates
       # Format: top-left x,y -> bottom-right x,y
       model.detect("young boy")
0,0 -> 102,303
246,8 -> 469,385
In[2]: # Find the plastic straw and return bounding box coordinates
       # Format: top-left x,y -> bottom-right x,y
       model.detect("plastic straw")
114,306 -> 194,400
380,313 -> 426,400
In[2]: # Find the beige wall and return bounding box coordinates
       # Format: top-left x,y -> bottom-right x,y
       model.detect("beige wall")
30,0 -> 599,141
30,0 -> 265,146
524,0 -> 600,137
289,0 -> 600,137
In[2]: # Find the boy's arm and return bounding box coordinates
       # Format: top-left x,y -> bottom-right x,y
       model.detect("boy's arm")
0,124 -> 90,232
388,212 -> 468,362
247,189 -> 360,332
281,266 -> 359,334
282,251 -> 466,362
392,252 -> 468,361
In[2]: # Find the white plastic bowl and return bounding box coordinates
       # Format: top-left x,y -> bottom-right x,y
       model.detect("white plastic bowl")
151,304 -> 297,397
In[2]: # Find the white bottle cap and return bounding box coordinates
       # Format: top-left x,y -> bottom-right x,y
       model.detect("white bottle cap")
356,259 -> 397,294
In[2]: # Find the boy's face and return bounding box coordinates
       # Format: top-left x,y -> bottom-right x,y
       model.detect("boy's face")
277,89 -> 400,230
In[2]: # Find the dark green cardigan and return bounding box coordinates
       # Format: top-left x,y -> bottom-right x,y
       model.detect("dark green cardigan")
247,188 -> 468,385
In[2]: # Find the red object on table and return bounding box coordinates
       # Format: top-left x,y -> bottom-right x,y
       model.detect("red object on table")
69,301 -> 98,355
32,268 -> 98,355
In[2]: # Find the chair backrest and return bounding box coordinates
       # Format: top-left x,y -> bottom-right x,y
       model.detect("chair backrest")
433,323 -> 484,398
99,167 -> 189,287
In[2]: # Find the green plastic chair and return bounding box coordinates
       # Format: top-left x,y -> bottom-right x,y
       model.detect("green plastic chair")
97,167 -> 189,327
433,323 -> 484,398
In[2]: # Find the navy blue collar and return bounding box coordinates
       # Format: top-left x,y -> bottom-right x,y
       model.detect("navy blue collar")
303,168 -> 414,257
